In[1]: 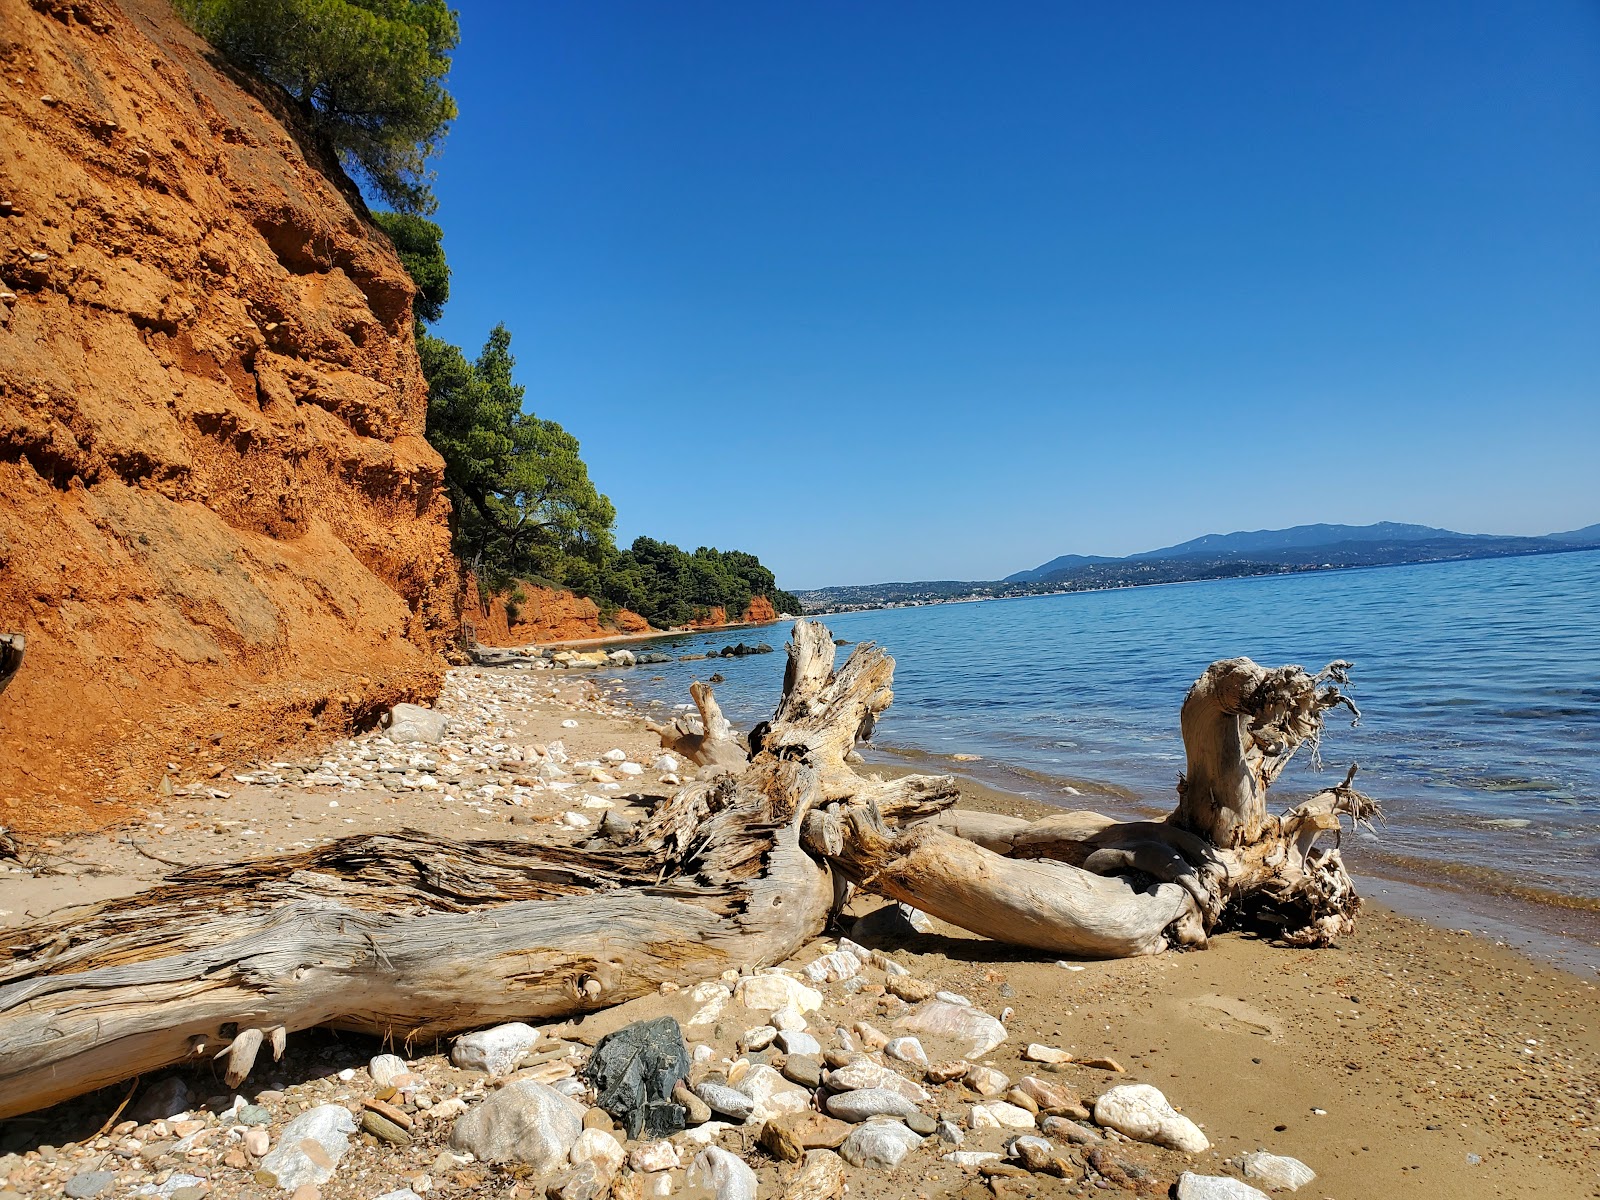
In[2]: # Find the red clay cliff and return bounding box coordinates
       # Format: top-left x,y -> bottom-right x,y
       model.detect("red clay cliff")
463,581 -> 651,646
0,0 -> 455,832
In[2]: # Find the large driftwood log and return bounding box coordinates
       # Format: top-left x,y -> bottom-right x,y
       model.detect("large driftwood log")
0,622 -> 950,1118
0,621 -> 1377,1118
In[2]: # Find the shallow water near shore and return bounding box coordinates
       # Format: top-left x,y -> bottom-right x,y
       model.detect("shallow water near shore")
616,549 -> 1600,968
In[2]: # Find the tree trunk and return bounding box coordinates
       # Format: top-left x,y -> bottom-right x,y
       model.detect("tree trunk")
0,623 -> 1377,1119
1171,656 -> 1360,847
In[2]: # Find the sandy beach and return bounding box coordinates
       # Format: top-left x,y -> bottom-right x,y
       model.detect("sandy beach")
1,661 -> 1595,1200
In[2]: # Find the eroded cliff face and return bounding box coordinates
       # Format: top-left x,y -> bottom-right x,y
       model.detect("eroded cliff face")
0,0 -> 455,831
464,581 -> 651,646
683,596 -> 779,629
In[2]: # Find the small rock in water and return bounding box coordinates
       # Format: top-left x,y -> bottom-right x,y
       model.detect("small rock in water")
1094,1084 -> 1209,1154
258,1105 -> 357,1189
1176,1174 -> 1271,1200
840,1121 -> 923,1169
451,1022 -> 540,1076
687,1146 -> 758,1200
1241,1150 -> 1317,1191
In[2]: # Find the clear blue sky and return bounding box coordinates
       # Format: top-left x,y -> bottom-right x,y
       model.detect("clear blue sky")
428,1 -> 1600,590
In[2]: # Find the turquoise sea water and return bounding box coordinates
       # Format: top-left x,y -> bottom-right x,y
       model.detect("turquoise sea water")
613,550 -> 1600,919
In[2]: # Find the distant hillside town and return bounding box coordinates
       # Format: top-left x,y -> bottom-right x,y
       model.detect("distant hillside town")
796,521 -> 1600,613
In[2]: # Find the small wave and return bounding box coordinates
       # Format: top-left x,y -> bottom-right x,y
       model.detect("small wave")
869,743 -> 1146,804
1361,850 -> 1600,913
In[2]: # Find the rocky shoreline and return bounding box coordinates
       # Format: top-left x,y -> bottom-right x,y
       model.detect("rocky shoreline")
2,662 -> 1596,1200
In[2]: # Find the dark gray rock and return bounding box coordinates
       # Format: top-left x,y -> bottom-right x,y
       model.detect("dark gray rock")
581,1016 -> 691,1140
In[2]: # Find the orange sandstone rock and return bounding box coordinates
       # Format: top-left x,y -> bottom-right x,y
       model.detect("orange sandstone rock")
0,0 -> 454,833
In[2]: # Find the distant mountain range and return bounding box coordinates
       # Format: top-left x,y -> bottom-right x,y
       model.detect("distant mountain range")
797,521 -> 1600,612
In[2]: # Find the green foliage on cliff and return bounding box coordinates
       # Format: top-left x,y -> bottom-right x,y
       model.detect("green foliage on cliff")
575,539 -> 802,629
371,199 -> 797,631
372,212 -> 449,322
419,325 -> 617,585
175,0 -> 458,213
